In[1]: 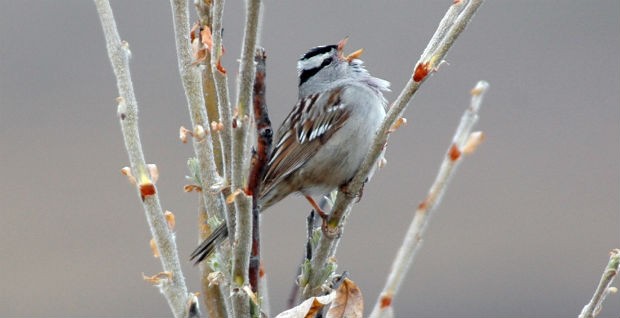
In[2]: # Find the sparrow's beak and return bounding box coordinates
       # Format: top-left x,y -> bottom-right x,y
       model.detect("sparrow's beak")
337,37 -> 364,62
346,48 -> 364,62
337,37 -> 349,53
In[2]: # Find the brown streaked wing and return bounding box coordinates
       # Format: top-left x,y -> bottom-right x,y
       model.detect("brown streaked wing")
261,88 -> 350,195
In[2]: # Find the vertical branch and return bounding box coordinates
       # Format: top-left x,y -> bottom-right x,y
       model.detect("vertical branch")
194,0 -> 226,179
169,0 -> 227,222
192,1 -> 232,315
231,0 -> 261,191
304,0 -> 484,300
230,0 -> 262,316
247,48 -> 272,294
369,81 -> 489,318
210,0 -> 233,180
93,1 -> 191,317
579,249 -> 620,318
209,0 -> 237,241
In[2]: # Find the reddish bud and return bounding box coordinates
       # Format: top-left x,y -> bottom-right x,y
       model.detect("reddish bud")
380,295 -> 392,308
140,182 -> 156,200
413,62 -> 431,82
448,144 -> 461,161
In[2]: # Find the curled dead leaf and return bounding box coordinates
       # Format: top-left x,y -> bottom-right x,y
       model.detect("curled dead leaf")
184,184 -> 203,193
142,271 -> 172,285
216,58 -> 227,74
200,26 -> 213,51
180,126 -> 191,143
275,293 -> 335,318
150,238 -> 160,258
190,22 -> 200,42
389,117 -> 407,133
326,278 -> 364,318
121,167 -> 137,185
226,189 -> 243,204
164,210 -> 175,230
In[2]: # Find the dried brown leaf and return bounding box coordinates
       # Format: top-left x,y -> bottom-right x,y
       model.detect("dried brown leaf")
189,22 -> 207,64
200,26 -> 213,51
120,167 -> 137,185
275,293 -> 335,318
150,238 -> 160,258
216,57 -> 227,74
184,184 -> 202,192
179,126 -> 191,143
326,278 -> 364,318
389,117 -> 407,132
164,210 -> 175,230
142,271 -> 172,285
226,189 -> 243,204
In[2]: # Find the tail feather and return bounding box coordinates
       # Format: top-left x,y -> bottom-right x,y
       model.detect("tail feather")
190,223 -> 229,265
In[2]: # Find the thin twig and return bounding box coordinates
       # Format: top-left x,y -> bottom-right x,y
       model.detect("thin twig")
169,0 -> 227,225
195,3 -> 227,179
230,0 -> 262,316
231,0 -> 261,190
369,80 -> 489,318
231,192 -> 254,317
304,0 -> 484,300
210,0 -> 233,181
188,4 -> 230,315
198,0 -> 237,248
93,1 -> 190,317
579,249 -> 620,318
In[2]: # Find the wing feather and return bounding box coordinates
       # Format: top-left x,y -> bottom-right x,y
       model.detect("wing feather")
261,87 -> 350,196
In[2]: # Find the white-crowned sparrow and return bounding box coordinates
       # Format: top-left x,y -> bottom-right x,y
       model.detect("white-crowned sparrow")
191,38 -> 390,264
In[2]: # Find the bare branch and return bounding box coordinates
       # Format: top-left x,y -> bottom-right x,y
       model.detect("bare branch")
304,0 -> 484,300
369,80 -> 489,318
230,1 -> 262,316
579,249 -> 620,318
209,0 -> 234,181
231,192 -> 255,317
169,0 -> 227,222
93,1 -> 191,317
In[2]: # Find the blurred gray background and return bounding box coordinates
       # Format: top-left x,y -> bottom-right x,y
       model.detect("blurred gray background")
1,1 -> 619,317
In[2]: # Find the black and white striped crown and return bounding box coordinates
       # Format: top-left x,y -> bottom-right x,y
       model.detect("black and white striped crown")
297,44 -> 338,86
